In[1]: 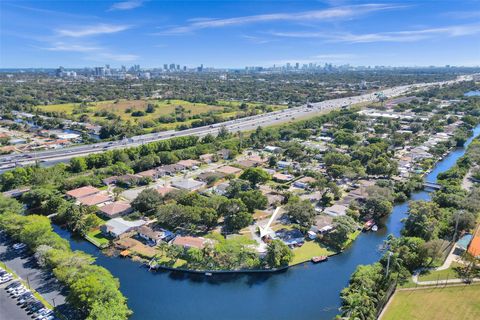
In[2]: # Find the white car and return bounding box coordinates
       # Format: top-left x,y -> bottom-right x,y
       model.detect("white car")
35,309 -> 53,319
12,287 -> 28,297
12,243 -> 27,250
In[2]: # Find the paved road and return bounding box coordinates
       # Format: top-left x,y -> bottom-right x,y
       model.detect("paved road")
0,282 -> 32,320
0,74 -> 474,169
0,234 -> 68,313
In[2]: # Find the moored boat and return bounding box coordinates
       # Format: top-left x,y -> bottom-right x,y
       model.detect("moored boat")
311,256 -> 328,263
363,219 -> 375,231
371,225 -> 378,232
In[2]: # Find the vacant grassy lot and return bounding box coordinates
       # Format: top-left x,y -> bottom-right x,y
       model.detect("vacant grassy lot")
382,285 -> 480,320
290,240 -> 333,265
36,99 -> 285,131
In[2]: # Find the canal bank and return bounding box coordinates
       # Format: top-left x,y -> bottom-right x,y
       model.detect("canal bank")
54,125 -> 480,320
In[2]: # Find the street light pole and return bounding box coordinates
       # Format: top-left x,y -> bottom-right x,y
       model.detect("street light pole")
386,251 -> 393,278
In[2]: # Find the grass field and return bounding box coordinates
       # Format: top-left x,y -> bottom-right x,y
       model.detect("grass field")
418,262 -> 463,282
36,99 -> 285,131
290,240 -> 333,265
85,229 -> 110,248
382,285 -> 480,320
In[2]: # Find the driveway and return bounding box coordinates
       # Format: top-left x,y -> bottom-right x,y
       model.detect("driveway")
0,233 -> 70,315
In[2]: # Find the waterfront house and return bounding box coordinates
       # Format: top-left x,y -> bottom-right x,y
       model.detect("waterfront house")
172,236 -> 213,249
137,226 -> 164,246
101,218 -> 146,239
98,201 -> 133,219
275,229 -> 305,247
324,204 -> 347,217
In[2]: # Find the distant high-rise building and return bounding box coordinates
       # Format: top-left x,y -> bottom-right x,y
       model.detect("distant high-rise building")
183,66 -> 187,71
169,63 -> 175,70
55,66 -> 64,77
295,62 -> 299,69
163,64 -> 168,70
94,67 -> 105,77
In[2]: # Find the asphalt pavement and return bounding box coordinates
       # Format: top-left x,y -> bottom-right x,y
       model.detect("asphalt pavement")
0,282 -> 32,320
0,234 -> 70,317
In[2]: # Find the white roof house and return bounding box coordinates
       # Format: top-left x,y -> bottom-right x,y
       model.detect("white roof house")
101,218 -> 146,238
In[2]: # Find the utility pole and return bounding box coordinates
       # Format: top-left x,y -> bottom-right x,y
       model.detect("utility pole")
453,211 -> 463,242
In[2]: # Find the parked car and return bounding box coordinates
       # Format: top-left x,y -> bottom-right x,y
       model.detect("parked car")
17,292 -> 33,303
26,301 -> 44,313
12,243 -> 27,250
12,287 -> 28,297
20,297 -> 37,307
5,281 -> 22,290
34,309 -> 53,319
6,283 -> 24,293
0,275 -> 12,284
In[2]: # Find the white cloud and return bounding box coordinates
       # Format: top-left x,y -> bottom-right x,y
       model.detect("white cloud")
155,4 -> 402,35
270,23 -> 480,43
56,24 -> 131,37
44,43 -> 101,52
109,0 -> 144,11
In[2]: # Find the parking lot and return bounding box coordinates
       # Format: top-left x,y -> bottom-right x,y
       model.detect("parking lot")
0,233 -> 70,317
0,281 -> 32,320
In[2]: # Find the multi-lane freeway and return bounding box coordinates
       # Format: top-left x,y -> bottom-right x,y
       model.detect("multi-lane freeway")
0,75 -> 473,170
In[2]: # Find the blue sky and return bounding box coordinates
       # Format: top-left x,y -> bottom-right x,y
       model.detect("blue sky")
1,0 -> 480,68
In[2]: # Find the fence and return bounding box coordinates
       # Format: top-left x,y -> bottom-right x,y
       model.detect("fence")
376,280 -> 397,319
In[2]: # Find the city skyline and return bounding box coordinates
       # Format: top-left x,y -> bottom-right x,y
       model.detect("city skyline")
1,0 -> 480,68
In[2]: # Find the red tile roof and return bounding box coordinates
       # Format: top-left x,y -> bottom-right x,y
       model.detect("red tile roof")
99,201 -> 132,217
66,186 -> 100,199
172,236 -> 209,249
78,193 -> 111,206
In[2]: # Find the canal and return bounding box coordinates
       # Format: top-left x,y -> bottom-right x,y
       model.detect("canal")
54,124 -> 480,320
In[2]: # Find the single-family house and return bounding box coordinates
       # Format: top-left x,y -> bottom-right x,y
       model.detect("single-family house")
293,177 -> 316,189
171,179 -> 205,191
264,145 -> 282,153
277,161 -> 292,169
78,193 -> 111,206
272,173 -> 293,182
66,186 -> 100,199
199,153 -> 216,163
324,204 -> 347,217
275,229 -> 305,247
172,236 -> 213,249
216,165 -> 242,176
177,159 -> 201,169
137,226 -> 164,245
98,201 -> 133,218
101,218 -> 146,239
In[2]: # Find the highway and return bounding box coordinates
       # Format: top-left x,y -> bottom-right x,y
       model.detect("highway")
0,75 -> 472,169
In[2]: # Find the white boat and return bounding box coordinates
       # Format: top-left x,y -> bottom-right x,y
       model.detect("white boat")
371,225 -> 378,232
205,272 -> 213,276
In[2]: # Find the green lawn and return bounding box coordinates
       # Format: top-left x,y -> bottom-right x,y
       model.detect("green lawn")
343,230 -> 361,249
418,263 -> 463,282
290,240 -> 334,265
382,285 -> 480,320
85,229 -> 110,248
